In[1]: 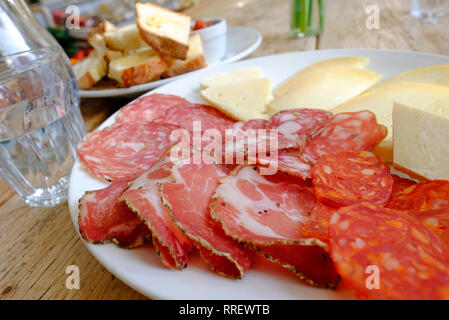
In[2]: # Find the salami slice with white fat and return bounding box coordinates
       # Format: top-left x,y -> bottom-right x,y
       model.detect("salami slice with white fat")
329,203 -> 449,299
232,119 -> 268,131
312,151 -> 393,207
78,180 -> 150,248
256,149 -> 312,179
77,121 -> 179,182
120,154 -> 193,269
303,111 -> 387,163
268,109 -> 332,149
210,165 -> 339,286
160,160 -> 252,279
115,94 -> 189,123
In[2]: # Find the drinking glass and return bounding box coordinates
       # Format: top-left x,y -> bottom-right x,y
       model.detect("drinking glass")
290,0 -> 325,38
411,0 -> 449,24
0,0 -> 87,207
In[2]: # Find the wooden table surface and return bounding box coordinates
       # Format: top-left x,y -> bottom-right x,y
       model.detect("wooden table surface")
1,0 -> 448,300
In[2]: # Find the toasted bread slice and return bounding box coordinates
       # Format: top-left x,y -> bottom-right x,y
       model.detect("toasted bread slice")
88,20 -> 116,45
88,33 -> 107,56
105,50 -> 124,63
104,24 -> 146,51
108,48 -> 168,87
73,51 -> 107,90
136,2 -> 191,60
161,34 -> 207,78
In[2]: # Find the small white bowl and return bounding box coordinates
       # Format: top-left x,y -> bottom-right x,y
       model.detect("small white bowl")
191,18 -> 227,64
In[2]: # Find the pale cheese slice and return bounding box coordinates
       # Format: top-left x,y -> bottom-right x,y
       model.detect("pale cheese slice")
267,67 -> 381,114
333,82 -> 449,163
274,57 -> 370,97
393,102 -> 449,180
378,65 -> 449,88
201,78 -> 273,121
200,67 -> 264,89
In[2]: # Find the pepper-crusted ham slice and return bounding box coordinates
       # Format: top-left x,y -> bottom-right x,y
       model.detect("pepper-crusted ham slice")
120,155 -> 193,269
329,203 -> 449,299
160,161 -> 252,279
78,180 -> 150,248
312,151 -> 393,208
268,109 -> 332,149
210,166 -> 339,287
115,94 -> 189,123
77,121 -> 180,182
303,111 -> 387,163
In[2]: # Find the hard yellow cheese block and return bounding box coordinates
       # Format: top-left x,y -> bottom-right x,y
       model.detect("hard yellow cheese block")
393,102 -> 449,180
201,78 -> 273,121
378,65 -> 449,88
200,67 -> 263,89
333,82 -> 449,163
274,57 -> 370,97
268,67 -> 381,114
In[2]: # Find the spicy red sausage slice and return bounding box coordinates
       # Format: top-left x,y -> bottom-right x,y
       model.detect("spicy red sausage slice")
78,180 -> 150,248
303,111 -> 387,163
77,121 -> 179,182
312,151 -> 393,207
329,203 -> 449,300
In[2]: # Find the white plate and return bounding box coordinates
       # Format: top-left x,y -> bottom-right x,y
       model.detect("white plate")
79,26 -> 262,98
69,49 -> 449,299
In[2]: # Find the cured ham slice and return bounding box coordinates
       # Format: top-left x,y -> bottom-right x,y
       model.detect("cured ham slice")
256,149 -> 312,179
210,165 -> 339,287
329,203 -> 449,299
268,109 -> 332,149
78,180 -> 150,248
303,111 -> 387,163
77,121 -> 179,182
120,155 -> 193,269
115,94 -> 189,123
160,161 -> 252,279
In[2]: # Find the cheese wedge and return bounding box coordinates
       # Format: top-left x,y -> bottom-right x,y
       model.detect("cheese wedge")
393,102 -> 449,180
104,24 -> 145,51
333,82 -> 449,163
268,67 -> 381,114
108,48 -> 167,87
136,2 -> 191,60
200,67 -> 264,89
73,51 -> 107,90
201,78 -> 273,121
161,33 -> 207,78
378,65 -> 449,88
274,57 -> 370,97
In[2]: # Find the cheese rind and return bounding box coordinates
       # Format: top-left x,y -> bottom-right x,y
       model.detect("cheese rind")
201,78 -> 273,121
333,82 -> 449,163
268,67 -> 381,114
393,102 -> 449,180
274,57 -> 370,97
378,65 -> 449,88
200,67 -> 263,89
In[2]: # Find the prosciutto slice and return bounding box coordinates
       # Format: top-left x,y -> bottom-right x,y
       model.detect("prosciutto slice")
210,166 -> 339,287
78,180 -> 150,248
120,155 -> 193,269
160,160 -> 252,279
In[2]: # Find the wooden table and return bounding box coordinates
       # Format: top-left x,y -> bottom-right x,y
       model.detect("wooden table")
1,0 -> 448,299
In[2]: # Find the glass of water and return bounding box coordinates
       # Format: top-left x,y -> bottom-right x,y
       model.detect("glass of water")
0,48 -> 87,207
411,0 -> 449,23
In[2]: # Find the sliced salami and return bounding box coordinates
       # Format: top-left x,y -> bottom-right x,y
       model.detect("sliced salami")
77,121 -> 179,182
268,109 -> 332,149
153,104 -> 235,135
303,111 -> 387,163
301,202 -> 337,243
232,119 -> 268,131
387,180 -> 449,211
161,161 -> 252,279
120,154 -> 193,269
329,203 -> 449,299
312,151 -> 393,207
78,180 -> 150,248
210,165 -> 339,287
411,208 -> 449,244
256,149 -> 312,179
115,94 -> 189,123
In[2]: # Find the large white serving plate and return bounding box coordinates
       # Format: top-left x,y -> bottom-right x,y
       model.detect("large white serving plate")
79,26 -> 262,98
69,49 -> 449,299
